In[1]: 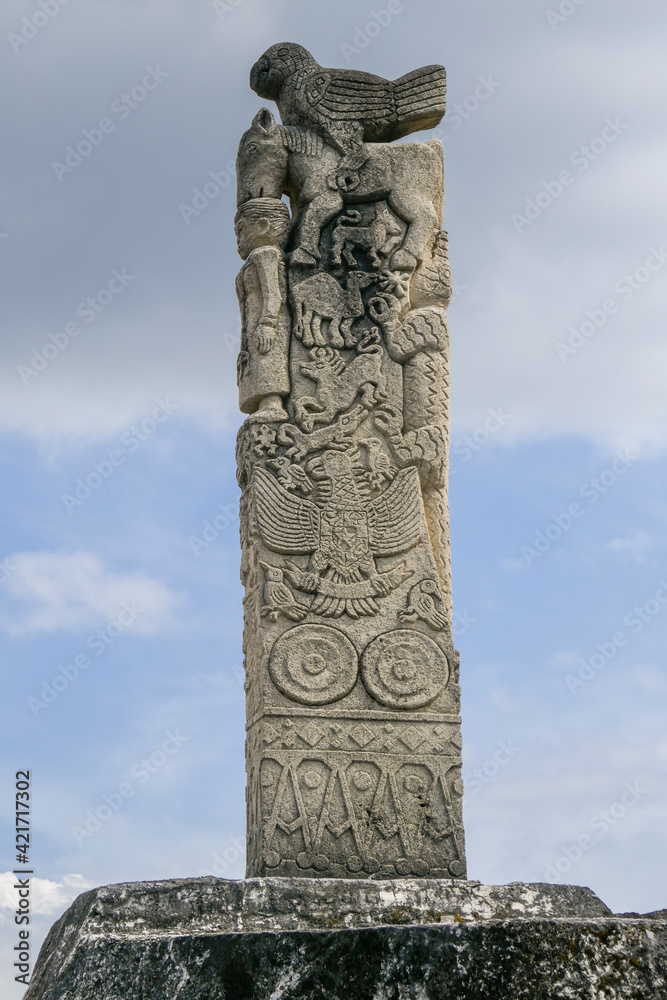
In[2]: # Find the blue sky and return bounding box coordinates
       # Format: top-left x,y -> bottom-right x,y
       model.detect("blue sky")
1,0 -> 667,991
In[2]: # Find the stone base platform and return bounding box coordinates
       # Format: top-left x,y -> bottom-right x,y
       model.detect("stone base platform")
26,877 -> 667,999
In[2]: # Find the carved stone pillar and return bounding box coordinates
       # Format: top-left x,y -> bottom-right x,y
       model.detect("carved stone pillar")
235,43 -> 466,879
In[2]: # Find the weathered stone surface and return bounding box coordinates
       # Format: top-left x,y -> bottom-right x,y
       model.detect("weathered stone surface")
236,44 -> 462,880
26,877 -> 667,999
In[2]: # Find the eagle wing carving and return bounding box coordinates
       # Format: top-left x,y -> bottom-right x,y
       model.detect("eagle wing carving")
369,467 -> 425,557
313,70 -> 394,123
253,467 -> 320,554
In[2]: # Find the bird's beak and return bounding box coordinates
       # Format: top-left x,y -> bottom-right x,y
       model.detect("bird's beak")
249,56 -> 271,96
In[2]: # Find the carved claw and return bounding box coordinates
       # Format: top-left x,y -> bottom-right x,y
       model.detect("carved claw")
398,608 -> 419,623
370,575 -> 392,597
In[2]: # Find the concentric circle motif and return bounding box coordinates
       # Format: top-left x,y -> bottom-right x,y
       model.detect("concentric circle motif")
361,629 -> 448,709
269,624 -> 358,705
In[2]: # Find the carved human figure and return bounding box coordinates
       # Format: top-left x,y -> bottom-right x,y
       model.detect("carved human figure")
235,197 -> 291,420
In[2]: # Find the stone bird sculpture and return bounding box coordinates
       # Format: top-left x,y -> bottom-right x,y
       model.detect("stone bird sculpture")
399,578 -> 447,631
259,562 -> 309,622
249,42 -> 446,160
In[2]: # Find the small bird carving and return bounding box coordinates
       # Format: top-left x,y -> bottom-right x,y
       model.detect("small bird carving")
260,561 -> 309,622
268,456 -> 315,494
250,43 -> 447,157
399,578 -> 447,631
357,437 -> 396,490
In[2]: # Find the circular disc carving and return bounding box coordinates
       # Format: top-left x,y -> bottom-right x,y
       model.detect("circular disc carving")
269,624 -> 358,705
361,629 -> 448,709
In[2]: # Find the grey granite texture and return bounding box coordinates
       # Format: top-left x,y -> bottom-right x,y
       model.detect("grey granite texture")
25,876 -> 667,999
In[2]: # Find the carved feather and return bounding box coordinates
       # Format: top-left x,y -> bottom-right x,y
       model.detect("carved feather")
316,71 -> 394,123
317,65 -> 446,139
368,467 -> 425,556
392,65 -> 447,132
253,467 -> 320,554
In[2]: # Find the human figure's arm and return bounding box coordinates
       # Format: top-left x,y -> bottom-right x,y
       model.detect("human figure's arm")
254,247 -> 283,353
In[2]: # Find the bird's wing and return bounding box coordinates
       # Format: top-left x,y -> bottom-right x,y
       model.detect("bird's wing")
368,467 -> 425,556
253,467 -> 320,553
417,595 -> 447,630
274,582 -> 297,603
314,70 -> 394,125
392,64 -> 447,136
288,465 -> 315,493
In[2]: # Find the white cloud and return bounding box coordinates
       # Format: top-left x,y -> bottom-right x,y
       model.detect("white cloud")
605,531 -> 654,565
0,550 -> 185,636
0,872 -> 93,916
0,1 -> 666,452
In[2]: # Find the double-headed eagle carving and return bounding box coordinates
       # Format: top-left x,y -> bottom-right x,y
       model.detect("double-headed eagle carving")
253,451 -> 425,618
250,42 -> 447,157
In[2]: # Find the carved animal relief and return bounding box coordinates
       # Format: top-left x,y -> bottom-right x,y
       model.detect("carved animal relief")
235,44 -> 465,879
